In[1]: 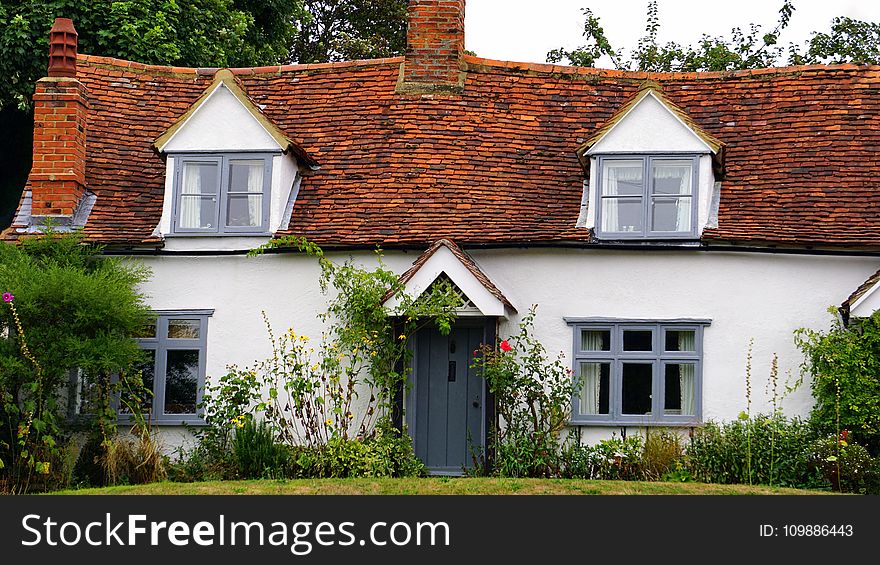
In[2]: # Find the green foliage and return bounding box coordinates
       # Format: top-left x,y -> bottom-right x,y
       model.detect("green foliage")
0,0 -> 299,112
686,415 -> 826,489
790,17 -> 880,65
549,1 -> 880,72
472,306 -> 578,477
558,435 -> 645,480
231,417 -> 289,479
808,432 -> 877,494
0,231 -> 153,491
291,0 -> 407,64
795,311 -> 880,454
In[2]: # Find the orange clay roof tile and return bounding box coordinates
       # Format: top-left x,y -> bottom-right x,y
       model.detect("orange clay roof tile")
9,54 -> 880,250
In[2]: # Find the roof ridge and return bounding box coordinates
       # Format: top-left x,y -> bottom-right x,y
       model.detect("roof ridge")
77,53 -> 404,76
461,53 -> 880,80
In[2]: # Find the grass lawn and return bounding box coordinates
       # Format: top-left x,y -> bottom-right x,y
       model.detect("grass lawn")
51,477 -> 836,495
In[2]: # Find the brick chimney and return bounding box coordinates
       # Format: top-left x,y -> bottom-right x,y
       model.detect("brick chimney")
29,18 -> 88,223
400,0 -> 465,93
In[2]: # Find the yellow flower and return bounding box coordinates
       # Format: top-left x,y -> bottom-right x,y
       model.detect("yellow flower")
325,418 -> 333,426
398,334 -> 407,340
346,412 -> 353,419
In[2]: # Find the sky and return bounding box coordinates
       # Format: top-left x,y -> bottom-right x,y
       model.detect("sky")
465,0 -> 880,67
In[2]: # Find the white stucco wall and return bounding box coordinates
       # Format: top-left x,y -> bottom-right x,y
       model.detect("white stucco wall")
135,248 -> 879,449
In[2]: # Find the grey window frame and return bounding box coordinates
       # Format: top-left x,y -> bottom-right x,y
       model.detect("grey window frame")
595,154 -> 700,240
123,309 -> 213,426
565,318 -> 709,426
170,152 -> 274,235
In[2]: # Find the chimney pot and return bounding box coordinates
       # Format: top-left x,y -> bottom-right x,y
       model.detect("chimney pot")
48,17 -> 78,78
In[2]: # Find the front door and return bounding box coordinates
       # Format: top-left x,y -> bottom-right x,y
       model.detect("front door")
409,321 -> 489,475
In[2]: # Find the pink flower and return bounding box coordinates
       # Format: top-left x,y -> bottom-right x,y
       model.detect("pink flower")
2,292 -> 13,303
499,340 -> 512,352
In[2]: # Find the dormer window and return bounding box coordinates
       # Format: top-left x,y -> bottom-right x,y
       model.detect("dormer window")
576,83 -> 724,242
152,69 -> 317,244
172,153 -> 273,234
597,155 -> 698,239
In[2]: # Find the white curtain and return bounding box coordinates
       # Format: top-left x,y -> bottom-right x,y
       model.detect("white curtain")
580,362 -> 601,415
180,163 -> 202,228
602,164 -> 642,232
246,162 -> 263,227
653,164 -> 692,232
678,331 -> 696,416
579,329 -> 606,415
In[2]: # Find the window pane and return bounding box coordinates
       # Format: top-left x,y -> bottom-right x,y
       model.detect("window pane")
121,350 -> 155,415
165,350 -> 199,414
133,322 -> 157,339
602,160 -> 643,196
601,197 -> 643,233
179,195 -> 217,229
622,363 -> 653,415
181,162 -> 219,195
651,197 -> 692,232
652,161 -> 692,195
665,363 -> 696,416
579,362 -> 610,415
229,160 -> 264,192
581,329 -> 610,351
168,319 -> 200,340
665,330 -> 697,352
73,370 -> 101,416
226,194 -> 263,228
623,330 -> 653,351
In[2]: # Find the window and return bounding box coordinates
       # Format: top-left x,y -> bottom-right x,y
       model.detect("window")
596,155 -> 698,239
123,311 -> 211,425
172,153 -> 272,234
567,320 -> 707,425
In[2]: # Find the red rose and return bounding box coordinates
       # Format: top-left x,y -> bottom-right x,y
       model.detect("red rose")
499,340 -> 512,352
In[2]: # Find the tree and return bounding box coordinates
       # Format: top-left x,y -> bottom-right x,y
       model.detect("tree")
0,0 -> 300,112
0,231 -> 153,491
290,0 -> 407,64
548,1 -> 880,72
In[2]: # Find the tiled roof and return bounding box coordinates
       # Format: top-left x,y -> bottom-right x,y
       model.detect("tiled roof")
8,53 -> 880,249
843,268 -> 880,310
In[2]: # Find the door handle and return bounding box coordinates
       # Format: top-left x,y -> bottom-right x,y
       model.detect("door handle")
472,397 -> 481,409
448,361 -> 456,382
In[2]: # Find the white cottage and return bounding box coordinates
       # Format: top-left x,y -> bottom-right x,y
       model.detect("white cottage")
8,1 -> 880,472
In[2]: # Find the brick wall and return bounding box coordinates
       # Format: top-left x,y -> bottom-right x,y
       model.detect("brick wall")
29,78 -> 88,217
403,0 -> 465,85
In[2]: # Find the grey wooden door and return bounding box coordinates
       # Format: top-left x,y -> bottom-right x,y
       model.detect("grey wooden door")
412,324 -> 485,474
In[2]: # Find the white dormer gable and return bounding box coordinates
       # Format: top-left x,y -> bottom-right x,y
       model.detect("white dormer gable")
586,91 -> 713,155
576,84 -> 724,240
384,240 -> 516,318
159,83 -> 281,153
151,70 -> 314,250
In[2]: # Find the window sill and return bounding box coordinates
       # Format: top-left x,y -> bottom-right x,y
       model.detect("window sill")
164,232 -> 271,238
118,417 -> 207,427
569,419 -> 702,427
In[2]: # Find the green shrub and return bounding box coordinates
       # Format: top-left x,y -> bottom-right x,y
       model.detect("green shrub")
641,429 -> 685,481
686,415 -> 826,489
796,311 -> 880,455
474,307 -> 578,478
231,418 -> 290,479
808,432 -> 875,493
559,435 -> 644,480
